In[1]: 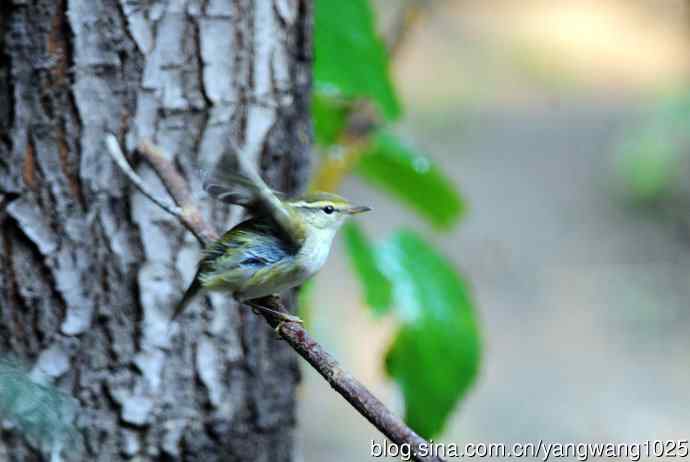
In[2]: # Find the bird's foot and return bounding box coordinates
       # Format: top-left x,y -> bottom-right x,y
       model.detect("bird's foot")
247,300 -> 303,334
273,315 -> 303,335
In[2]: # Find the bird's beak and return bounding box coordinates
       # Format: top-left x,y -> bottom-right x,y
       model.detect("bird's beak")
346,205 -> 372,215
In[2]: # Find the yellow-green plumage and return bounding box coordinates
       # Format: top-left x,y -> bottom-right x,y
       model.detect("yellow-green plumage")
172,170 -> 370,320
200,218 -> 300,292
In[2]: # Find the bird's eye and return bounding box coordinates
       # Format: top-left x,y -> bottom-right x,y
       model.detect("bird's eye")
322,205 -> 335,214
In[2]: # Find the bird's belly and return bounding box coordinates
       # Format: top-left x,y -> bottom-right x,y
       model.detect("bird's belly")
235,249 -> 329,301
226,231 -> 335,301
236,265 -> 311,301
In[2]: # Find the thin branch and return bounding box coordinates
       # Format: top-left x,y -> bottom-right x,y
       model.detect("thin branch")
105,135 -> 183,220
107,135 -> 444,462
136,140 -> 219,244
105,134 -> 218,245
387,0 -> 425,59
256,296 -> 442,462
388,0 -> 445,61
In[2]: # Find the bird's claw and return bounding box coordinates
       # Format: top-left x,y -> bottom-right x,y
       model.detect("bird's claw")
274,314 -> 303,335
246,300 -> 302,335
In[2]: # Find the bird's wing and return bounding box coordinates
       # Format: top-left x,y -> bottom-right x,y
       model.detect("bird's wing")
202,161 -> 305,248
199,218 -> 293,288
202,170 -> 281,207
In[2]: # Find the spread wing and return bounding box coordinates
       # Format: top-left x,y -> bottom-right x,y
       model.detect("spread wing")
172,217 -> 293,320
201,161 -> 305,248
199,218 -> 294,289
203,170 -> 284,208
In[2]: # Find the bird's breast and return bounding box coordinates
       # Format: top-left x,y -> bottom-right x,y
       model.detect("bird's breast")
295,228 -> 336,277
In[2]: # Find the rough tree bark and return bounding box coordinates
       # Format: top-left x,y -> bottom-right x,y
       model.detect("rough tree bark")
0,0 -> 312,460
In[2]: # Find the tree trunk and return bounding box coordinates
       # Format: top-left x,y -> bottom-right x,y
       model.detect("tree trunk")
0,0 -> 312,460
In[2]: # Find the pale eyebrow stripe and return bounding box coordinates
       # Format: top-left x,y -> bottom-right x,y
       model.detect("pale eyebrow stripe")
290,201 -> 309,207
291,201 -> 341,209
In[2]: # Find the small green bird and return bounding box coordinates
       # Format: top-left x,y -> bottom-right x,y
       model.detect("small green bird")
173,156 -> 370,322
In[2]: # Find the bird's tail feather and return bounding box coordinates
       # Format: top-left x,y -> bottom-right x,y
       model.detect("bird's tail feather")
172,275 -> 203,321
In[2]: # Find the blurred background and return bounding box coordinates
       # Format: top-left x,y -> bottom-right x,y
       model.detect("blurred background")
301,0 -> 690,459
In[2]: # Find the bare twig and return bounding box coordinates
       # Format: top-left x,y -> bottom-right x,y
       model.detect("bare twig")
105,135 -> 183,219
107,135 -> 443,462
105,134 -> 218,245
256,296 -> 441,462
387,0 -> 426,58
136,140 -> 219,244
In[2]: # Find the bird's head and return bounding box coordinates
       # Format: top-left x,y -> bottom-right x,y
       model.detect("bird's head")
287,192 -> 371,231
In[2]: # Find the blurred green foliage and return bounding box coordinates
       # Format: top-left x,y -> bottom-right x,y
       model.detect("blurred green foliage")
342,225 -> 480,437
314,0 -> 401,120
615,89 -> 690,200
343,223 -> 393,315
312,90 -> 351,147
297,279 -> 316,330
357,131 -> 466,229
315,0 -> 481,438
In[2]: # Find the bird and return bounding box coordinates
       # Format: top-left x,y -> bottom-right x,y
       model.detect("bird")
172,154 -> 371,324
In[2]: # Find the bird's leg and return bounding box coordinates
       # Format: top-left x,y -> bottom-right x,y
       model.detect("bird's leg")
245,298 -> 303,333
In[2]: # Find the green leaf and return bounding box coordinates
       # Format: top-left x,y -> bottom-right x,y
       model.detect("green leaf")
297,279 -> 316,330
615,132 -> 681,200
615,89 -> 690,200
342,222 -> 393,315
312,90 -> 350,146
378,230 -> 481,438
315,0 -> 401,120
356,131 -> 465,229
